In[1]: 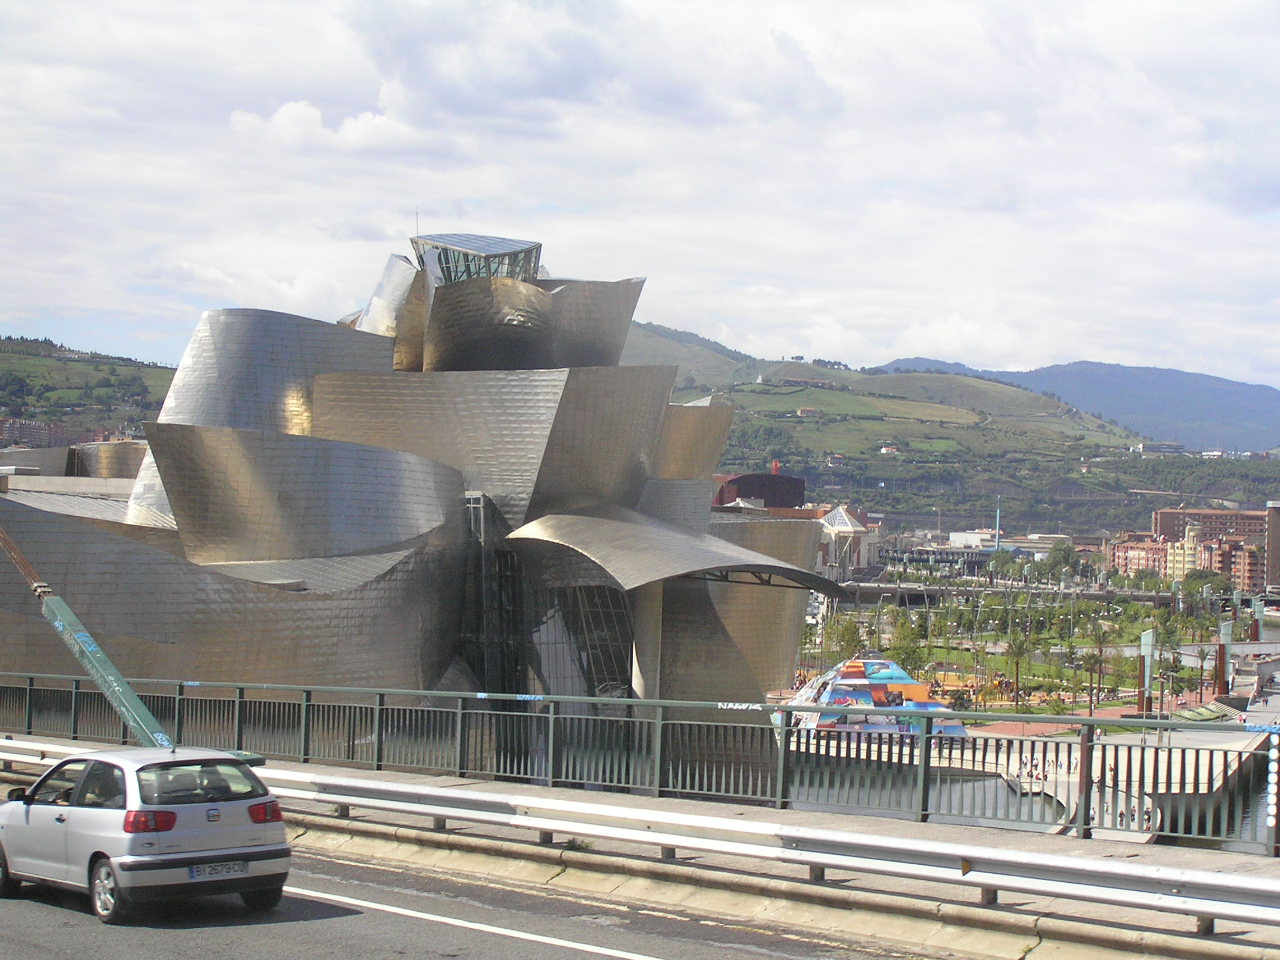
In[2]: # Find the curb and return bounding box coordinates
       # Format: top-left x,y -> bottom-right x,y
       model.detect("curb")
285,810 -> 1279,960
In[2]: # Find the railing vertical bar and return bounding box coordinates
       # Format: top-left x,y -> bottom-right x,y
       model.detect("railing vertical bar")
24,676 -> 34,735
234,687 -> 245,752
775,712 -> 790,809
70,678 -> 80,741
1075,724 -> 1094,838
174,683 -> 185,746
650,706 -> 664,798
915,718 -> 933,822
300,689 -> 312,763
546,700 -> 557,788
374,692 -> 385,771
453,698 -> 466,777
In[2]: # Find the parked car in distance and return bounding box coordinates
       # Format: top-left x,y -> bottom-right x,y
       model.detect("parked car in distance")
0,746 -> 290,923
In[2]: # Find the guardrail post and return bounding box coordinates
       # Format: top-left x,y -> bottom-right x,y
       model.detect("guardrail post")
24,676 -> 34,735
234,687 -> 245,752
546,700 -> 557,788
174,683 -> 185,746
774,708 -> 790,810
914,716 -> 934,822
300,689 -> 313,763
1075,723 -> 1095,839
650,705 -> 664,798
374,692 -> 385,771
70,678 -> 80,740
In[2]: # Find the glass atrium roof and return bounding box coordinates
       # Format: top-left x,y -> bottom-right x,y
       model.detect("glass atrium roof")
410,233 -> 542,284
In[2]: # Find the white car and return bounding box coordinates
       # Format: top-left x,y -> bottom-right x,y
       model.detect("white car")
0,746 -> 290,923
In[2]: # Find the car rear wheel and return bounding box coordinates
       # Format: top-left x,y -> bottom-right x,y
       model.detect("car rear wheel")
89,858 -> 131,924
0,845 -> 20,898
241,884 -> 284,912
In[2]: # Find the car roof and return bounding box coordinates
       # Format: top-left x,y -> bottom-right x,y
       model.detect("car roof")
62,747 -> 247,770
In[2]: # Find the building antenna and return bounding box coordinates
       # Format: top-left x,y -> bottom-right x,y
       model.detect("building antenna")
415,206 -> 419,236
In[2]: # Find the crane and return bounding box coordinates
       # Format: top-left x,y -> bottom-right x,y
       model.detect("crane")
0,522 -> 175,749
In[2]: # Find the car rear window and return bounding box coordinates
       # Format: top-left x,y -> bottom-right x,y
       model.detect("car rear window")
136,760 -> 269,805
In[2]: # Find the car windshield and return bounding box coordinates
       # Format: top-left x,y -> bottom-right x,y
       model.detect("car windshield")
136,760 -> 269,805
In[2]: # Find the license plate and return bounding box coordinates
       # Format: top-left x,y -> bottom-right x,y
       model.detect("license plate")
188,861 -> 248,880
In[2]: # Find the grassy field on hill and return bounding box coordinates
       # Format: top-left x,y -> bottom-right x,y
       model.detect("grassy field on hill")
0,340 -> 173,439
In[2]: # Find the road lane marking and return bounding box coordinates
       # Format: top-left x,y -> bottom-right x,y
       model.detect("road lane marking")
284,886 -> 672,960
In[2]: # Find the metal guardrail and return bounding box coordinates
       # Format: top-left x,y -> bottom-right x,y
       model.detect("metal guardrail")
2,672 -> 1276,851
1,736 -> 1276,937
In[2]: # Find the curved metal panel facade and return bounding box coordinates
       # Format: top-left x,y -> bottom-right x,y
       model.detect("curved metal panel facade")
533,277 -> 644,369
310,369 -> 570,527
151,308 -> 394,435
0,498 -> 467,689
353,254 -> 417,338
507,505 -> 837,594
72,441 -> 149,479
146,422 -> 465,563
649,404 -> 734,480
353,254 -> 430,371
525,366 -> 675,520
706,517 -> 823,694
128,309 -> 393,519
636,479 -> 714,532
423,278 -> 554,371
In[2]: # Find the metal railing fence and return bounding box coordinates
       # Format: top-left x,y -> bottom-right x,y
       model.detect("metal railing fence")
1,671 -> 1275,853
4,737 -> 1278,938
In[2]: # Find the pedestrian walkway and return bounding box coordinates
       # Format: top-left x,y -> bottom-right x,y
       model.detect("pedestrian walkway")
973,704 -> 1134,737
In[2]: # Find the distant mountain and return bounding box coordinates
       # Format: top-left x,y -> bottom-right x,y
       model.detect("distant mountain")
876,357 -> 977,375
883,357 -> 1280,452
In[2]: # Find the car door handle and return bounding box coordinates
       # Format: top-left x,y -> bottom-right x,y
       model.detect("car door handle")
55,814 -> 66,823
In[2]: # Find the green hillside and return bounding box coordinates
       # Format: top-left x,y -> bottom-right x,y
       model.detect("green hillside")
0,337 -> 172,440
7,326 -> 1276,536
622,330 -> 1140,462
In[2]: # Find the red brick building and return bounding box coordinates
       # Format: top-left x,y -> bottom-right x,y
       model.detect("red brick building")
1107,533 -> 1168,578
1152,507 -> 1266,540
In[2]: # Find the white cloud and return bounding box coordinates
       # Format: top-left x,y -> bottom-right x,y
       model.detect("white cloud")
1,0 -> 1278,387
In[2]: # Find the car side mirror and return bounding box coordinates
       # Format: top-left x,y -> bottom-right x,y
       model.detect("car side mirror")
7,787 -> 28,803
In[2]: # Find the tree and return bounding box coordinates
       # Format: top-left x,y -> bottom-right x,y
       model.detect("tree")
1195,646 -> 1212,703
1005,631 -> 1036,706
1081,652 -> 1102,714
827,615 -> 864,661
1182,568 -> 1230,596
1046,538 -> 1079,576
887,609 -> 927,675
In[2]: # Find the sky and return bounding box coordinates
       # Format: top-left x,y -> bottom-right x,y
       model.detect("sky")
3,1 -> 1279,386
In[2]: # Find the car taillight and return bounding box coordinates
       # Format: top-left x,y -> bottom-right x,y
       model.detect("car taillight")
248,800 -> 282,824
124,810 -> 177,833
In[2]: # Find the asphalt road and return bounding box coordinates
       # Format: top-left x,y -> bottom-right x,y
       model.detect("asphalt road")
0,849 -> 936,960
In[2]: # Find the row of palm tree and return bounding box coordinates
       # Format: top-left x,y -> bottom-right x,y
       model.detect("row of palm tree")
816,588 -> 1231,713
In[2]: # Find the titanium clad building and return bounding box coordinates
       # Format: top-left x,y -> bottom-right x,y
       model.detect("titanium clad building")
0,234 -> 842,705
